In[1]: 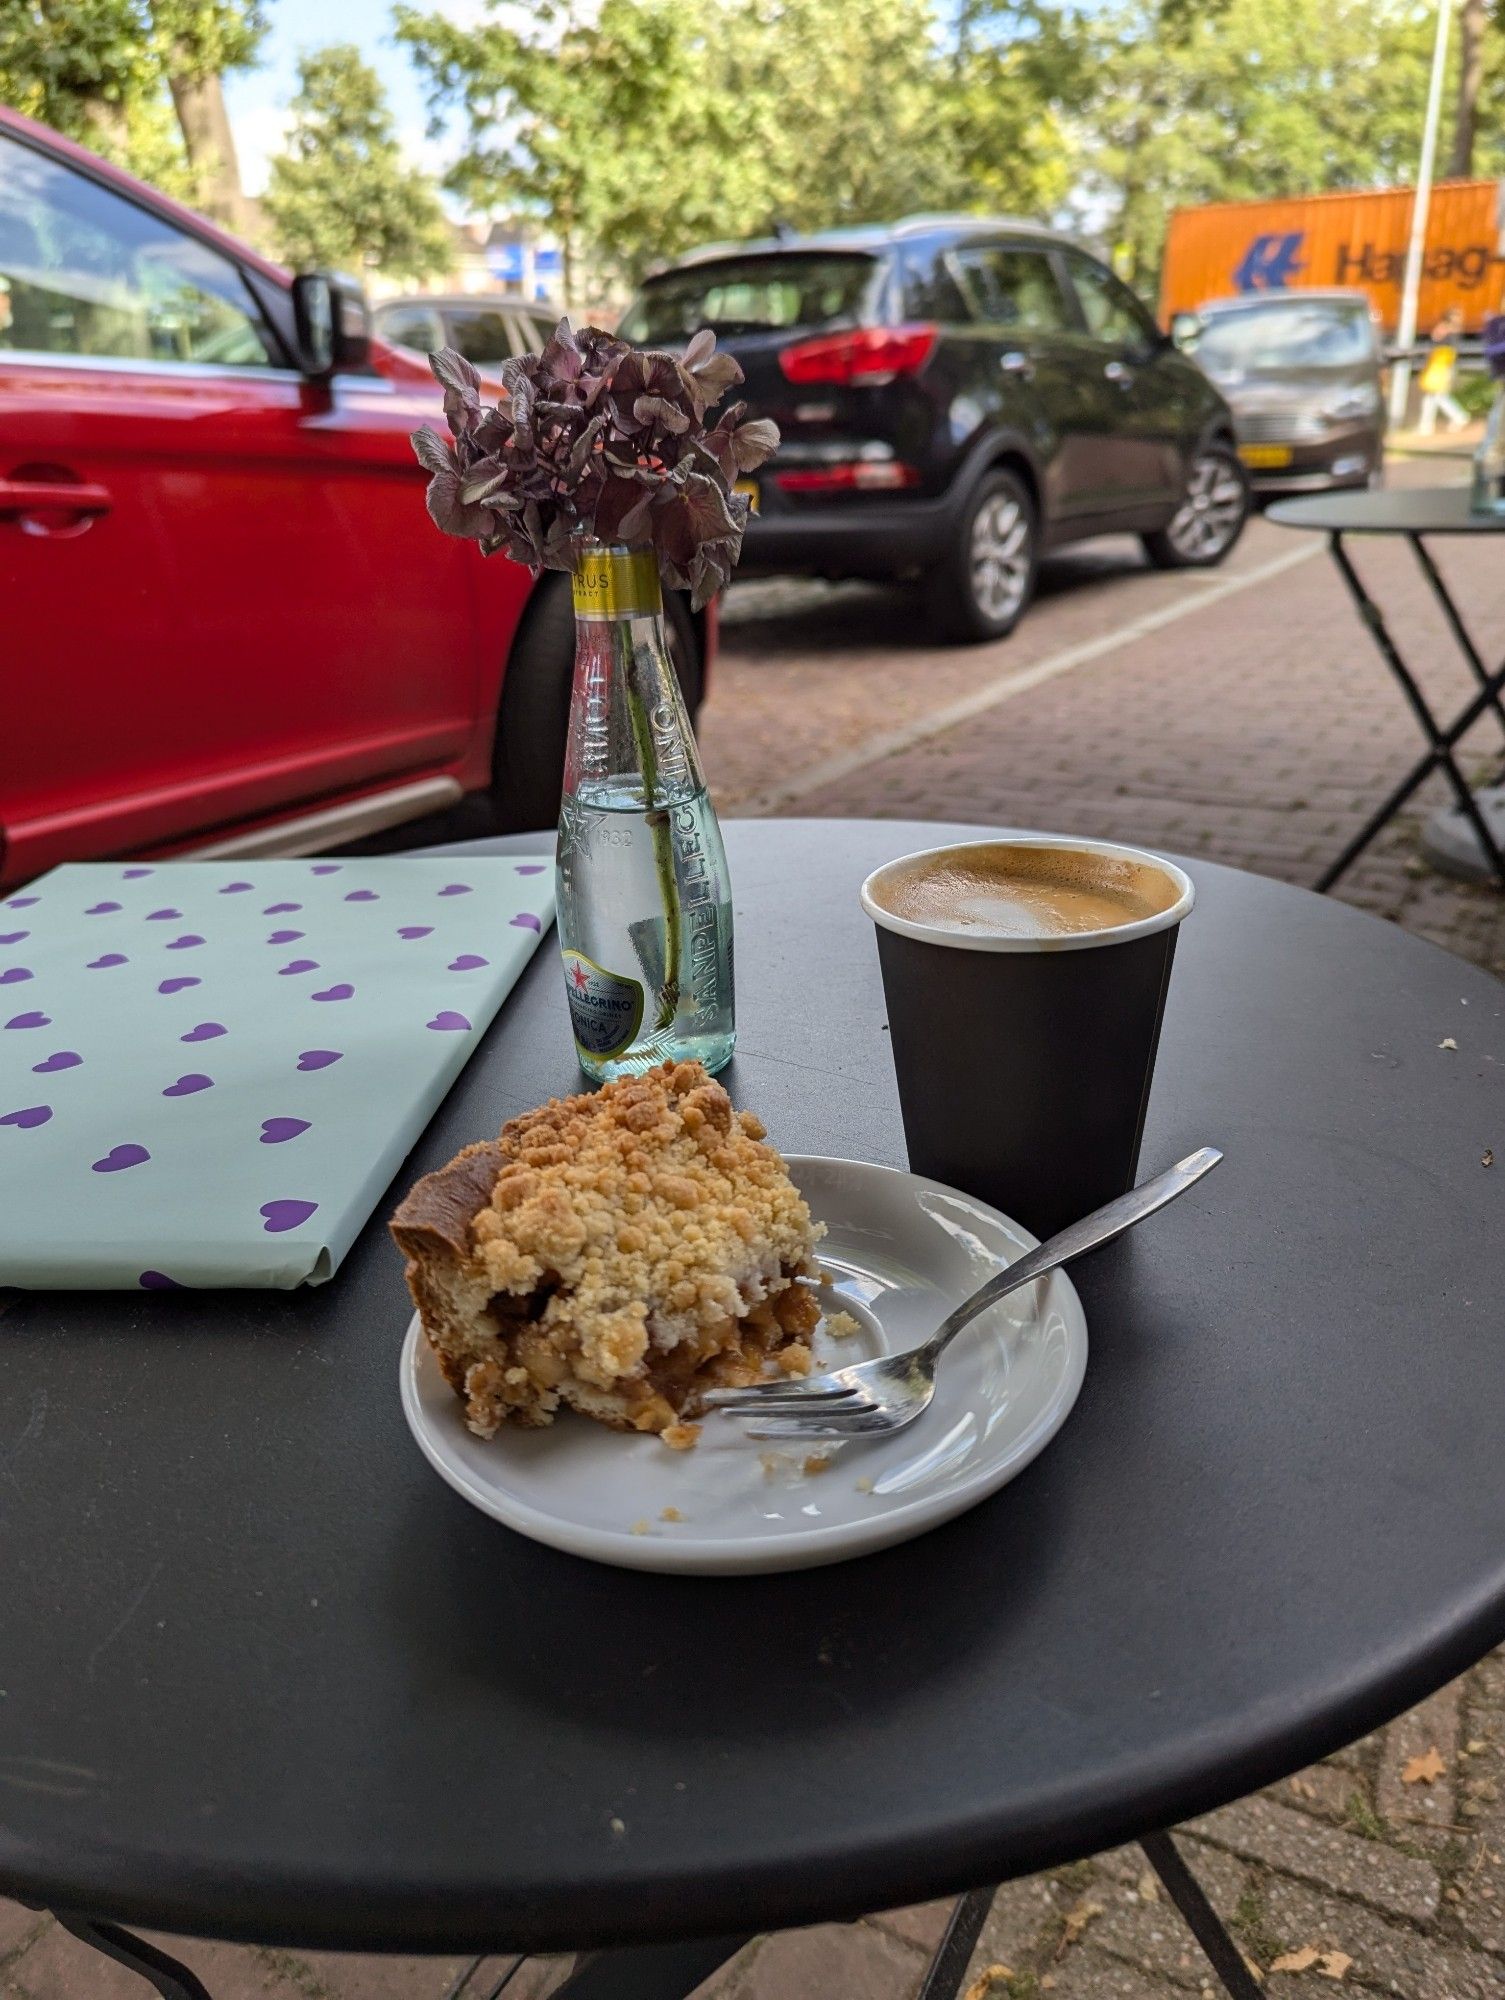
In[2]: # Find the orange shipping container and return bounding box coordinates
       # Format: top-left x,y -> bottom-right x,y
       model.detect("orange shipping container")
1159,181 -> 1505,335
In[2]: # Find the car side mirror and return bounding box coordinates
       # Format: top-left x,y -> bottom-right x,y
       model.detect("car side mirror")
291,271 -> 372,378
1169,312 -> 1202,352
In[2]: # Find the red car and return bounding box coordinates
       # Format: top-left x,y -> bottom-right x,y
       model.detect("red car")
0,108 -> 711,890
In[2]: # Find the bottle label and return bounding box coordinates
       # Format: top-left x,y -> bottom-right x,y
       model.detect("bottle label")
561,947 -> 644,1059
572,549 -> 662,620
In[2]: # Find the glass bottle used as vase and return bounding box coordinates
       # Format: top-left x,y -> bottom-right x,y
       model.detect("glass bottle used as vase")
556,541 -> 735,1082
1471,383 -> 1505,519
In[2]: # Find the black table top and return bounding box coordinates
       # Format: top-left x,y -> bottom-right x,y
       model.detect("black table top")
3,820 -> 1504,1956
1268,484 -> 1505,535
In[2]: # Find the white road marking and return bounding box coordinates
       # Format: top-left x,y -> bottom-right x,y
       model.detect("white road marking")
733,540 -> 1323,816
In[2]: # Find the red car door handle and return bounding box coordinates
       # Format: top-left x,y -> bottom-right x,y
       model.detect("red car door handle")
0,476 -> 113,518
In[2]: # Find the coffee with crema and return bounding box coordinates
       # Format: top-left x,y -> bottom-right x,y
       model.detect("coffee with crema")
872,841 -> 1181,940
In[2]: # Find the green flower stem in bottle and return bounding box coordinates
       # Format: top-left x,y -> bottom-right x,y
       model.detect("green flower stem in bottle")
556,541 -> 734,1081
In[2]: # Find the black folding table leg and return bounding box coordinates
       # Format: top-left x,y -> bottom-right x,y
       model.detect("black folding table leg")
917,1887 -> 997,2000
1319,533 -> 1505,890
52,1914 -> 214,2000
1140,1831 -> 1262,2000
1409,535 -> 1505,747
553,1931 -> 755,2000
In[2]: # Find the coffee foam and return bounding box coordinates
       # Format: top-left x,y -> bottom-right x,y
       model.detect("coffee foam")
872,842 -> 1181,940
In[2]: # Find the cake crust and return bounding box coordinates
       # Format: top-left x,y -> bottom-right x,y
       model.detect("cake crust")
392,1061 -> 821,1442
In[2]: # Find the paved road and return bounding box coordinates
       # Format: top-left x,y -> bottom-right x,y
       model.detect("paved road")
5,469 -> 1502,1998
703,468 -> 1505,975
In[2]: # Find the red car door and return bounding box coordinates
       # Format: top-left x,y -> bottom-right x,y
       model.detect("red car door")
0,125 -> 481,883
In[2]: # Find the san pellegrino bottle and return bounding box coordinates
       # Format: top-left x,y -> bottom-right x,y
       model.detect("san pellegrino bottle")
556,541 -> 734,1081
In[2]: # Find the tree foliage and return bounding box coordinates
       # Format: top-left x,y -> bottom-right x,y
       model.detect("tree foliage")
394,0 -> 1070,288
0,0 -> 265,210
262,43 -> 452,281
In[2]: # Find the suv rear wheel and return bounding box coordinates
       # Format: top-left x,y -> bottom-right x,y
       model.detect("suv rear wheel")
1143,445 -> 1248,569
489,576 -> 704,832
928,467 -> 1039,644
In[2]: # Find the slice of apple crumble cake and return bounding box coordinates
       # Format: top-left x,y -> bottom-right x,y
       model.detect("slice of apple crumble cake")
392,1060 -> 822,1446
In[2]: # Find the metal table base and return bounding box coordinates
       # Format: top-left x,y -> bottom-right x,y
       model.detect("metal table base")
43,1831 -> 1263,2000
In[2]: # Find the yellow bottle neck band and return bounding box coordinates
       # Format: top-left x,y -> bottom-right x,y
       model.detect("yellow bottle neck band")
572,548 -> 663,620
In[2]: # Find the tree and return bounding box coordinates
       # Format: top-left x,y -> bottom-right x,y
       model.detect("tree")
1020,0 -> 1467,285
154,0 -> 267,232
263,45 -> 452,281
1449,0 -> 1489,177
0,0 -> 265,222
394,0 -> 1071,292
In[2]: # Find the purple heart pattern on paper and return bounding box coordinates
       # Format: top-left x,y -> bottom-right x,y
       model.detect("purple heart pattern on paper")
449,954 -> 488,970
438,884 -> 472,897
397,926 -> 432,940
1,1106 -> 51,1129
33,1051 -> 81,1073
310,864 -> 341,875
181,1022 -> 227,1043
122,867 -> 153,879
5,1012 -> 48,1030
260,1117 -> 309,1144
312,983 -> 353,1002
158,976 -> 200,994
139,1271 -> 182,1289
0,965 -> 34,983
86,955 -> 125,970
427,1010 -> 471,1032
344,890 -> 379,902
297,1049 -> 342,1070
6,897 -> 39,909
510,913 -> 542,932
515,864 -> 546,875
146,908 -> 182,922
264,902 -> 301,915
0,932 -> 28,945
279,959 -> 319,976
261,1198 -> 317,1233
219,882 -> 254,894
86,901 -> 122,916
267,930 -> 304,944
166,935 -> 205,950
162,1074 -> 213,1097
93,1143 -> 150,1173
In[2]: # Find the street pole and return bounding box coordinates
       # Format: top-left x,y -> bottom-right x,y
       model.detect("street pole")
1388,0 -> 1454,428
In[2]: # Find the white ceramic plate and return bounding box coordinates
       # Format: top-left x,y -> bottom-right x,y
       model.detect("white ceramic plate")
399,1156 -> 1088,1575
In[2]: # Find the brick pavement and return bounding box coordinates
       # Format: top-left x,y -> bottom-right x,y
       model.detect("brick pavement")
5,468 -> 1503,1996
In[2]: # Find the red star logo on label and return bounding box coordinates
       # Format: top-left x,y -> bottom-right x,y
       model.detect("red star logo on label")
570,960 -> 589,991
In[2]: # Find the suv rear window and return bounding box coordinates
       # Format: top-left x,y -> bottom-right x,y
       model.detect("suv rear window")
619,254 -> 879,343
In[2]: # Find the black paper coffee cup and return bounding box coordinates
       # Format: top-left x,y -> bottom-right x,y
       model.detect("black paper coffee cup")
861,836 -> 1194,1239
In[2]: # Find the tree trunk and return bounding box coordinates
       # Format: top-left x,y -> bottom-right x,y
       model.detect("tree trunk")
1448,0 -> 1487,179
166,60 -> 251,234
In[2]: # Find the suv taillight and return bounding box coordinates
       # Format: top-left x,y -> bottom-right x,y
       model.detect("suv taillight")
779,324 -> 938,386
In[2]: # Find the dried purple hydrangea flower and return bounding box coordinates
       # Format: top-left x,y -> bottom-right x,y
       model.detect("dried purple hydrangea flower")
410,321 -> 779,610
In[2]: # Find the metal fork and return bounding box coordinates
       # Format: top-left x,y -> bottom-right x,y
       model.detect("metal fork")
703,1147 -> 1223,1441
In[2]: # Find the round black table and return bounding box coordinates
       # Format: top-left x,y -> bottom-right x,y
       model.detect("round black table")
3,821 -> 1504,2000
1268,485 -> 1505,891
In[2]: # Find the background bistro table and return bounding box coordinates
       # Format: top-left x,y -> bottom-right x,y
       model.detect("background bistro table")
2,820 -> 1503,2000
1267,487 -> 1505,892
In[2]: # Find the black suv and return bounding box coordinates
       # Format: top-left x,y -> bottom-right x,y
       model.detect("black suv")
618,216 -> 1248,642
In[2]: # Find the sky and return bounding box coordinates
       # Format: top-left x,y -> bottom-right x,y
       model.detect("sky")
224,0 -> 482,195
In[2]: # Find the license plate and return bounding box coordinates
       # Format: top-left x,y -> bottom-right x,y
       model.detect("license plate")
1237,444 -> 1294,469
733,478 -> 760,513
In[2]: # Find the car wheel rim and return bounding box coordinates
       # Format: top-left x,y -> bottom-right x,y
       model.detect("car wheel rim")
969,492 -> 1032,621
1166,453 -> 1245,560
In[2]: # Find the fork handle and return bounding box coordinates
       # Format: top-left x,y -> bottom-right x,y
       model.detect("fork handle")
925,1147 -> 1223,1361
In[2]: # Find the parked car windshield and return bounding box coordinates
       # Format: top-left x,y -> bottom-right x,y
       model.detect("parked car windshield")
619,253 -> 879,342
1191,302 -> 1374,370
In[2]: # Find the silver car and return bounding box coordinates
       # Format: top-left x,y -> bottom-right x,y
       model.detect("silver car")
371,294 -> 557,369
1174,289 -> 1384,492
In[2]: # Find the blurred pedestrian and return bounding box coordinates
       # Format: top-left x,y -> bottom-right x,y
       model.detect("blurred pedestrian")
1418,307 -> 1469,434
